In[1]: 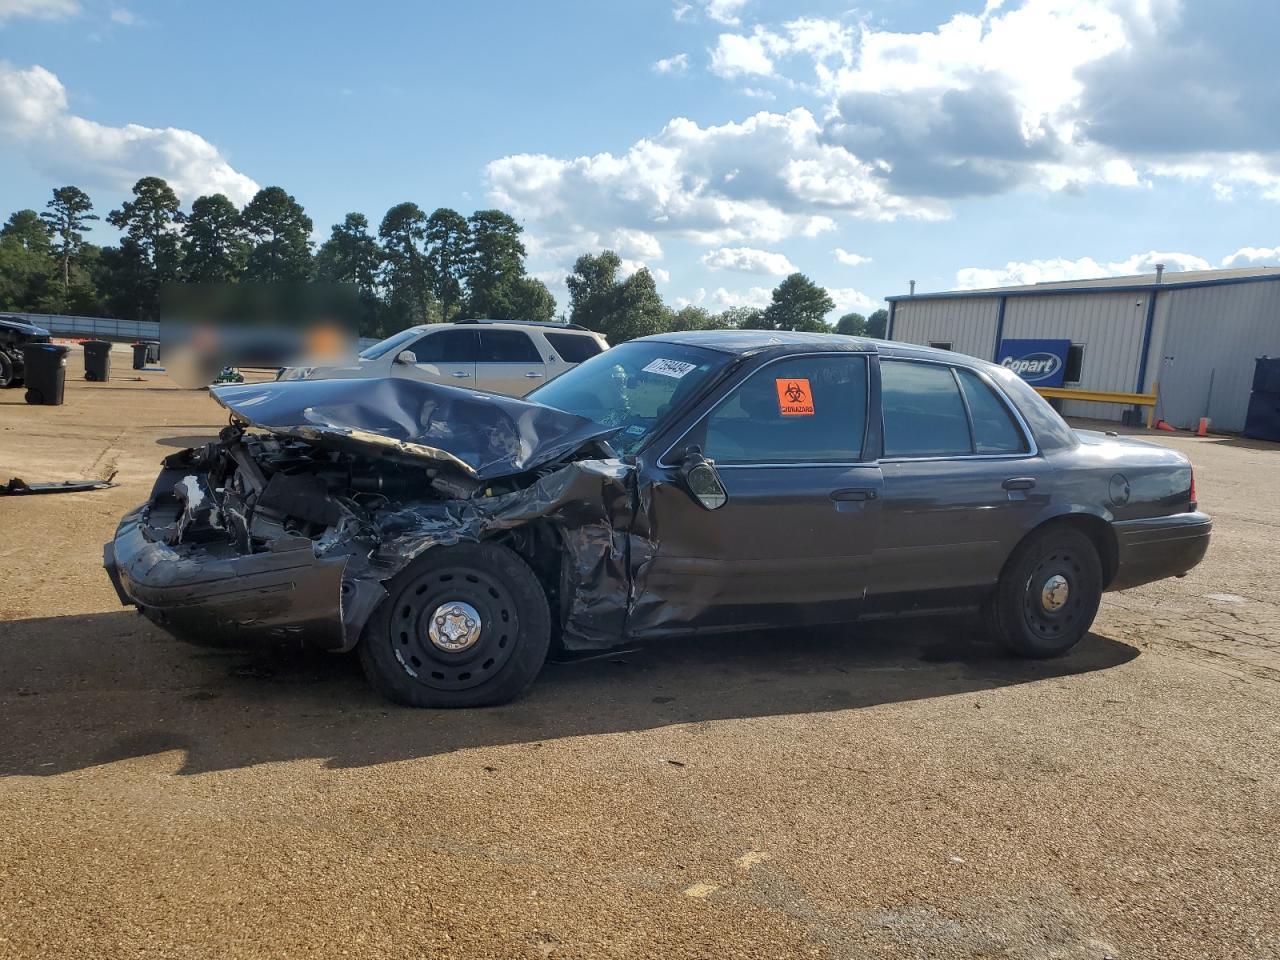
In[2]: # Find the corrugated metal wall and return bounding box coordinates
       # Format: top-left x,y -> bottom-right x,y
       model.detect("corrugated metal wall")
1003,291 -> 1151,421
1156,281 -> 1280,431
890,297 -> 1000,359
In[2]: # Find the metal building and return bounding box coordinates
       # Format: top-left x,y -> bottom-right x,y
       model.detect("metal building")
886,266 -> 1280,431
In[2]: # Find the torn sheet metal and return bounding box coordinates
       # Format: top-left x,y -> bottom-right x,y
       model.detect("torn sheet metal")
2,472 -> 118,495
209,376 -> 619,480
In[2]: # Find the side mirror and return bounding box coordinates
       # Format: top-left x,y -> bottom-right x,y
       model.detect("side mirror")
678,446 -> 727,511
395,350 -> 417,365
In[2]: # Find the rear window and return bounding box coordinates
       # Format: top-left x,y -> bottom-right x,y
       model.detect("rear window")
479,329 -> 541,363
545,332 -> 604,363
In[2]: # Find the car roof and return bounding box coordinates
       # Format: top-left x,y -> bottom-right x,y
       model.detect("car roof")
0,315 -> 50,335
637,329 -> 989,367
407,320 -> 599,334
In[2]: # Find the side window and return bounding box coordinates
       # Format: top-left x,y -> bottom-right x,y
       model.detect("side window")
413,329 -> 478,363
479,330 -> 541,363
545,332 -> 603,363
881,360 -> 971,457
702,355 -> 868,465
1064,344 -> 1085,384
956,368 -> 1029,454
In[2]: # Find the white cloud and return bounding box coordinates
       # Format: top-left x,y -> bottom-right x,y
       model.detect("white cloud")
487,109 -> 942,256
955,250 -> 1214,289
652,53 -> 689,75
709,30 -> 780,78
704,0 -> 749,26
108,7 -> 137,25
0,62 -> 259,204
709,285 -> 772,309
828,287 -> 878,313
700,245 -> 795,275
832,247 -> 871,267
611,228 -> 664,261
0,0 -> 78,24
1222,246 -> 1280,267
740,86 -> 775,101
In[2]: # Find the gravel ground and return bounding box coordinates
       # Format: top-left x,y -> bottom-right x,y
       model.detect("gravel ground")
1,355 -> 1277,959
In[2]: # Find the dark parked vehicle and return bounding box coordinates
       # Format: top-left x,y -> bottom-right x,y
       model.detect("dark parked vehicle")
0,315 -> 52,388
105,332 -> 1211,707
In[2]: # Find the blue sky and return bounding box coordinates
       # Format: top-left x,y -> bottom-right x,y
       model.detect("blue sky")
2,0 -> 1277,317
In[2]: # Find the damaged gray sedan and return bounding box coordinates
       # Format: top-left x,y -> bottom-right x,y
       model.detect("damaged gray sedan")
105,332 -> 1211,707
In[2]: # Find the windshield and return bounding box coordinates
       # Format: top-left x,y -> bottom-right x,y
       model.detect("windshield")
527,340 -> 730,455
358,327 -> 420,361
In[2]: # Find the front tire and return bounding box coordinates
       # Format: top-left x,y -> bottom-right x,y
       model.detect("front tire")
986,525 -> 1102,658
358,542 -> 551,707
0,353 -> 15,388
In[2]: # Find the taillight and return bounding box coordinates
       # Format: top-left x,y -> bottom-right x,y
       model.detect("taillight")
1189,466 -> 1197,511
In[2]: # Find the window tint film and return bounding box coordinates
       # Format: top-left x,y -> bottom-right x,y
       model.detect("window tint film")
478,329 -> 541,363
956,368 -> 1028,454
703,355 -> 868,464
545,332 -> 603,363
413,329 -> 479,363
881,360 -> 971,457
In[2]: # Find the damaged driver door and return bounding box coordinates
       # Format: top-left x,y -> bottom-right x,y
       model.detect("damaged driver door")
630,353 -> 882,637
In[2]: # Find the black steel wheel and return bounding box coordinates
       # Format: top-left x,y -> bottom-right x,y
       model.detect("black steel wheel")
358,542 -> 550,707
986,525 -> 1102,658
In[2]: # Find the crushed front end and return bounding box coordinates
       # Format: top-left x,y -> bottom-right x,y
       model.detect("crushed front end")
105,377 -> 635,653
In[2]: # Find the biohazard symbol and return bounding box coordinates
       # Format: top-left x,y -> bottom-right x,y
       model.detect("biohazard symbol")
775,378 -> 814,416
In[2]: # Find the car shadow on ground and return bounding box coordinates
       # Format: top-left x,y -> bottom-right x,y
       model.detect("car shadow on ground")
0,611 -> 1137,777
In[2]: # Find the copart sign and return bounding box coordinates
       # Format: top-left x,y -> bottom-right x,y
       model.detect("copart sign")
997,338 -> 1070,387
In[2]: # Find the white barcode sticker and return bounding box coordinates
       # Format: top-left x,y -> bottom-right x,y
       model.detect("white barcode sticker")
641,358 -> 697,379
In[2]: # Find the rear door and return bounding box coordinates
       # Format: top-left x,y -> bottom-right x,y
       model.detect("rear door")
396,328 -> 479,386
631,352 -> 882,636
476,329 -> 546,396
868,359 -> 1050,612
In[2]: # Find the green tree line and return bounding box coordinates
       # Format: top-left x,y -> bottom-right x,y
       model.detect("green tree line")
0,177 -> 887,342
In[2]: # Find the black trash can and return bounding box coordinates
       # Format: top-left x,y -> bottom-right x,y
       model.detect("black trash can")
83,339 -> 112,382
132,341 -> 150,370
22,343 -> 69,405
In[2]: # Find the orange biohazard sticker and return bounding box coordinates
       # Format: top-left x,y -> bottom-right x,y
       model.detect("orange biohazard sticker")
775,378 -> 814,416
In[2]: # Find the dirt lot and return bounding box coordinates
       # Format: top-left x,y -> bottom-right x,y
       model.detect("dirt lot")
1,354 -> 1277,959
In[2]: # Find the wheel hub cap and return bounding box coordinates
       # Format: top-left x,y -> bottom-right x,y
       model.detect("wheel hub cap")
1040,574 -> 1070,612
427,601 -> 482,652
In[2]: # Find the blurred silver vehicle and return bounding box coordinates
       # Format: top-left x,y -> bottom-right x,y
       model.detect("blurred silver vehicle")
279,319 -> 609,397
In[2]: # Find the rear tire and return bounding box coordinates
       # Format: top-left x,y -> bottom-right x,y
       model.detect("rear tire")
986,525 -> 1102,658
358,542 -> 550,708
0,353 -> 14,388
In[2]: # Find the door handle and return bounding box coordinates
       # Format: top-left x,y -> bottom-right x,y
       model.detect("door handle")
830,488 -> 877,502
525,372 -> 544,378
452,371 -> 471,378
1002,477 -> 1036,490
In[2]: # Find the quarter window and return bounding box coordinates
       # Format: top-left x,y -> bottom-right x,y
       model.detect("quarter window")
478,330 -> 541,363
545,332 -> 603,363
880,360 -> 972,458
702,355 -> 868,465
956,368 -> 1029,454
413,329 -> 479,363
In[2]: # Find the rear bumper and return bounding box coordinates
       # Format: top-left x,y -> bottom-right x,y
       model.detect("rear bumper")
1109,511 -> 1211,591
105,505 -> 352,650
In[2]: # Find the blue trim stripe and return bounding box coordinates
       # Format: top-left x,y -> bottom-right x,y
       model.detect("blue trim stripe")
991,295 -> 1007,362
1135,289 -> 1158,393
884,271 -> 1280,303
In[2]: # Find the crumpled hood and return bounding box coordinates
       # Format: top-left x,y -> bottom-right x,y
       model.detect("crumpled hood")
210,376 -> 617,481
